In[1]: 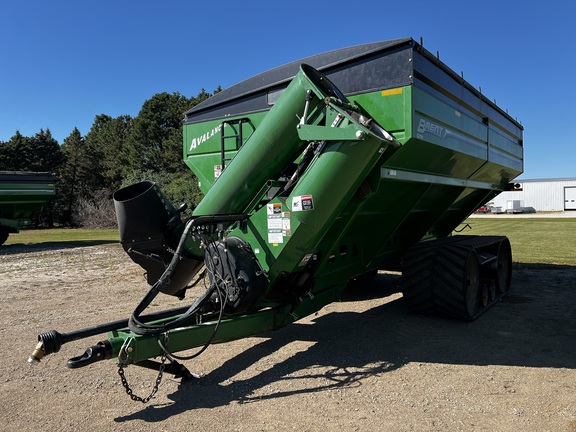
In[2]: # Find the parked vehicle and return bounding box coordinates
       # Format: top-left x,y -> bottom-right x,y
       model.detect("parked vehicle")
0,171 -> 55,245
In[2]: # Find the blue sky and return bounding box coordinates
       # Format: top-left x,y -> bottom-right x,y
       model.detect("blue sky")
1,1 -> 574,179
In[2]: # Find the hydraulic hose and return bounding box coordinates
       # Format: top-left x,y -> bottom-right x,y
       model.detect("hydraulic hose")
128,213 -> 249,336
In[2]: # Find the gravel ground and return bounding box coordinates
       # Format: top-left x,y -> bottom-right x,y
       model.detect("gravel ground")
1,243 -> 575,431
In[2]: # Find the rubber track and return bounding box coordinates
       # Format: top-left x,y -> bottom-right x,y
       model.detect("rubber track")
402,236 -> 509,321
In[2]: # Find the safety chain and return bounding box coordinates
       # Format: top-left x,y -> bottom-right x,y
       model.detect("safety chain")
117,336 -> 168,403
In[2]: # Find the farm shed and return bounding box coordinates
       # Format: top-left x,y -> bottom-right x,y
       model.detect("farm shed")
490,178 -> 576,212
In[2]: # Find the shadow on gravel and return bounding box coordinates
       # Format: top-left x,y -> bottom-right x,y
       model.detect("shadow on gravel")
0,240 -> 117,255
115,263 -> 576,422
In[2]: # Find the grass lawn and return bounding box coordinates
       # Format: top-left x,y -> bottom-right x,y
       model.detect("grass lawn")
3,228 -> 119,246
459,218 -> 576,266
3,218 -> 575,266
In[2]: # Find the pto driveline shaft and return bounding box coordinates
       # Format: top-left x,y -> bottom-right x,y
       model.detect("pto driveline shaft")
27,305 -> 191,364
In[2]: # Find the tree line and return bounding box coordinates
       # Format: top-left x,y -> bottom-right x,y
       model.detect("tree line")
0,88 -> 219,227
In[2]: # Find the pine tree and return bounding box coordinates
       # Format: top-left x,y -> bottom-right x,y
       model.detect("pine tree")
85,114 -> 133,190
128,92 -> 193,173
54,128 -> 102,224
31,129 -> 63,172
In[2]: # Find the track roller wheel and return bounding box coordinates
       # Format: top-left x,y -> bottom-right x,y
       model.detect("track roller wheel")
496,238 -> 512,293
463,250 -> 481,318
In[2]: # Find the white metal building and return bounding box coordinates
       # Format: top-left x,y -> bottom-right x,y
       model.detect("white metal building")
490,178 -> 576,212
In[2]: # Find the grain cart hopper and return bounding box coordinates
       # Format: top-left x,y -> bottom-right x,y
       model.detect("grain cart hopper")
29,38 -> 523,401
0,171 -> 55,245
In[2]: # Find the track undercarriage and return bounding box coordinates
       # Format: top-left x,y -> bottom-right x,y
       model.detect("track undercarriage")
402,236 -> 512,320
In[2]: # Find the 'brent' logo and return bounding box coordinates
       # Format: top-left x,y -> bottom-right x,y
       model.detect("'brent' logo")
417,119 -> 445,138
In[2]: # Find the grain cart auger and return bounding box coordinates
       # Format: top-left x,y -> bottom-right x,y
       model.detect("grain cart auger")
29,38 -> 523,402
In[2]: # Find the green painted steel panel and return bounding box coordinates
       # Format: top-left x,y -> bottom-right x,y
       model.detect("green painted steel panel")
183,113 -> 265,195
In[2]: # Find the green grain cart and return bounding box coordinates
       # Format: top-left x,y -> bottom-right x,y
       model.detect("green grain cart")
30,38 -> 523,400
0,171 -> 55,245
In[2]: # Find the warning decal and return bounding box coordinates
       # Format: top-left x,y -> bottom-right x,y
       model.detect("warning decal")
268,231 -> 283,244
282,212 -> 291,237
267,205 -> 291,244
267,203 -> 282,215
292,194 -> 314,212
214,165 -> 222,180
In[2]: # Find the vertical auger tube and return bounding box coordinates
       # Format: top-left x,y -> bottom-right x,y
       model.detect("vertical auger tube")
192,64 -> 347,217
